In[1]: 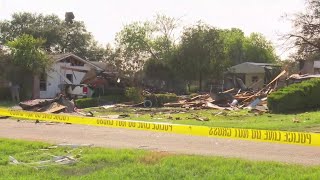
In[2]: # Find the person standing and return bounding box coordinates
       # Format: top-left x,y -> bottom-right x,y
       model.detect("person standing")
10,82 -> 20,102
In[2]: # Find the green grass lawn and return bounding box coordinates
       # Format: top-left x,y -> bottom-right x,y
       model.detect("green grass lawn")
83,107 -> 320,132
0,101 -> 16,108
1,138 -> 320,180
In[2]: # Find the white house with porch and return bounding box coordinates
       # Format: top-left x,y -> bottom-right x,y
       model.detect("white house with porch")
38,53 -> 104,99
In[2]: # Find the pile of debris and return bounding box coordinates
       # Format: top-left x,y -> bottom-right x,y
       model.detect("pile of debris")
163,92 -> 267,112
164,70 -> 286,112
9,143 -> 92,170
19,94 -> 75,113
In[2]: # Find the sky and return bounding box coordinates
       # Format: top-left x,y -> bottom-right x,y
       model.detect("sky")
0,0 -> 306,58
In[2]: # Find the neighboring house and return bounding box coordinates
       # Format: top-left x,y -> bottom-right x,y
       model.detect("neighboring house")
299,60 -> 320,74
298,60 -> 315,74
227,62 -> 281,90
38,53 -> 104,99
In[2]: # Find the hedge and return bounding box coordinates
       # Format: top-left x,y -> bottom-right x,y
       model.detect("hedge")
144,93 -> 178,107
125,87 -> 143,103
76,93 -> 179,108
75,95 -> 127,109
267,78 -> 320,113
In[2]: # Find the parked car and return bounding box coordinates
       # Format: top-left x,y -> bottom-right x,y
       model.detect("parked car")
66,84 -> 94,99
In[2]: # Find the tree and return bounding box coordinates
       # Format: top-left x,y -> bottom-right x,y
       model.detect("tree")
58,20 -> 95,59
175,22 -> 226,91
221,29 -> 278,65
0,48 -> 14,82
114,14 -> 180,81
7,34 -> 51,99
114,21 -> 154,78
7,34 -> 50,74
0,13 -> 62,50
0,12 -> 102,60
220,28 -> 246,66
284,0 -> 320,60
243,33 -> 278,63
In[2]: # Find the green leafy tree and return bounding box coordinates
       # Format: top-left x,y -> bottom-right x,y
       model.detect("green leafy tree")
220,28 -> 246,66
0,12 -> 102,60
175,22 -> 226,91
114,21 -> 154,78
0,13 -> 62,50
221,29 -> 277,65
243,33 -> 278,63
114,14 -> 179,83
7,34 -> 51,99
7,34 -> 50,74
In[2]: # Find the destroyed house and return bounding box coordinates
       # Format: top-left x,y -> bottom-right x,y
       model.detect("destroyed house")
298,59 -> 320,75
226,62 -> 281,90
38,53 -> 104,99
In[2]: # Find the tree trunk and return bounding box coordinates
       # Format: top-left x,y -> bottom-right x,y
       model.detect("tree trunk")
32,75 -> 40,99
199,72 -> 202,92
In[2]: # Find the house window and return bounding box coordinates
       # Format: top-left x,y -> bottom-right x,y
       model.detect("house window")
40,74 -> 47,91
66,74 -> 73,83
251,76 -> 259,83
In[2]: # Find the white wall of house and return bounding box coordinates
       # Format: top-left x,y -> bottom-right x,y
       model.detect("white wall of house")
245,73 -> 265,90
40,62 -> 91,99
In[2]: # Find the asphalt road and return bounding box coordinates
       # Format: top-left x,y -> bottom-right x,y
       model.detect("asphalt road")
1,119 -> 320,165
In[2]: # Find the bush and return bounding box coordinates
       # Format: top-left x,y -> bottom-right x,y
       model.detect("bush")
75,95 -> 127,109
189,85 -> 199,93
144,93 -> 178,107
267,78 -> 320,113
125,87 -> 143,103
75,98 -> 97,109
0,88 -> 11,100
75,90 -> 178,108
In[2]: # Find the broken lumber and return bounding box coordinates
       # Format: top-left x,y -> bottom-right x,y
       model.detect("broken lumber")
205,102 -> 226,110
242,70 -> 286,102
44,102 -> 66,113
222,88 -> 234,93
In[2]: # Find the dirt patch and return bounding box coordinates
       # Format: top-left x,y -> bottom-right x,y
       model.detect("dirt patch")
139,151 -> 171,165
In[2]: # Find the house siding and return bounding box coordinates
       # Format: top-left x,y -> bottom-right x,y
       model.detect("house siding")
245,73 -> 265,90
40,61 -> 91,99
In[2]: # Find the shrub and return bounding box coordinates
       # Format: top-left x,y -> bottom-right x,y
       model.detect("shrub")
75,91 -> 178,108
125,87 -> 143,103
75,95 -> 127,109
144,93 -> 178,107
189,85 -> 199,93
0,88 -> 11,100
267,78 -> 320,113
75,98 -> 97,109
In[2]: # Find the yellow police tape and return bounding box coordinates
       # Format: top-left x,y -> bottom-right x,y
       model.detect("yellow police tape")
0,108 -> 320,146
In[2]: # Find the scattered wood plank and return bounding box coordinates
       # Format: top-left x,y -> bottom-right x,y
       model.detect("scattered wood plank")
222,88 -> 234,93
44,103 -> 66,113
242,70 -> 286,102
205,102 -> 226,110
